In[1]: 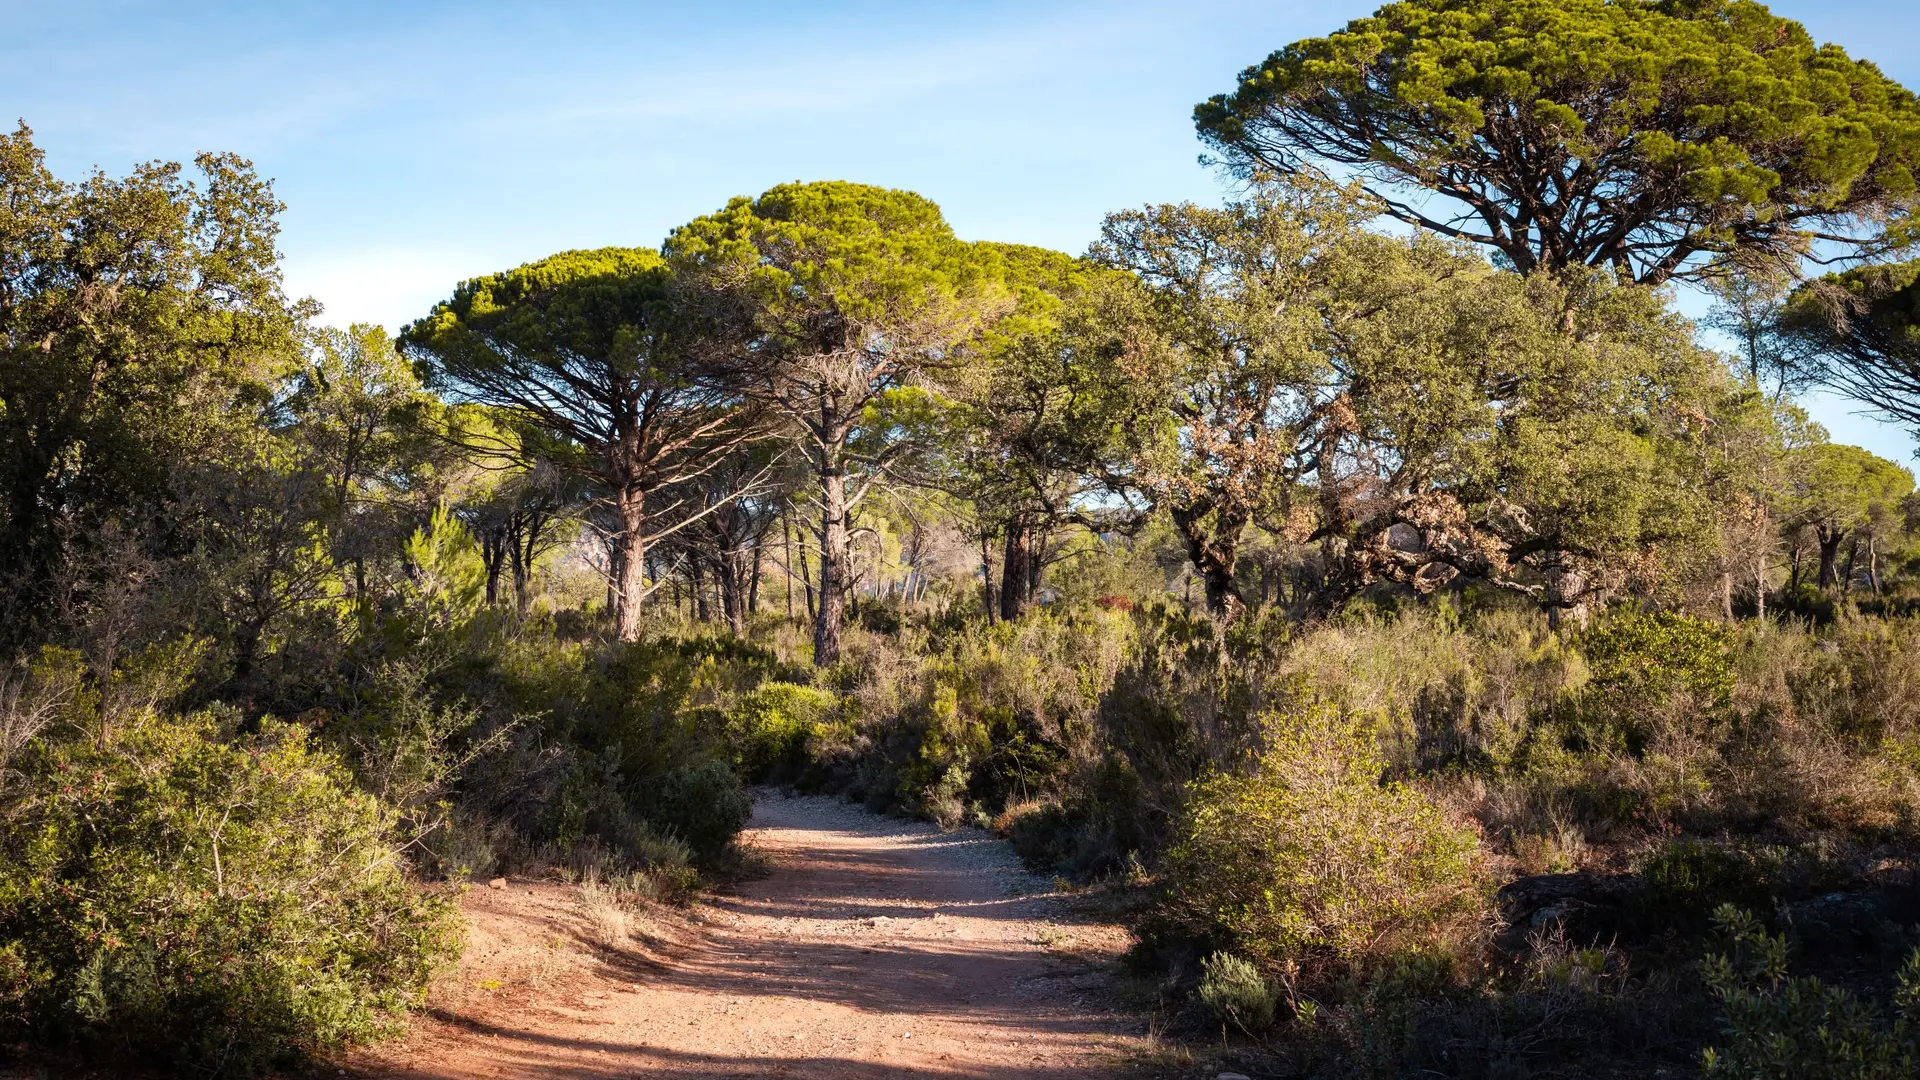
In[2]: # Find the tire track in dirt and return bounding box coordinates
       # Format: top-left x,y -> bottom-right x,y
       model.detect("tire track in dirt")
348,792 -> 1150,1079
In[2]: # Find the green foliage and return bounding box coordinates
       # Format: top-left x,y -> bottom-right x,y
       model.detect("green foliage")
328,657 -> 502,868
1639,841 -> 1788,930
0,711 -> 461,1073
725,681 -> 838,779
667,180 -> 1001,335
0,123 -> 304,636
1198,0 -> 1920,283
1783,259 -> 1920,433
1585,610 -> 1738,709
1163,701 -> 1485,975
1197,951 -> 1278,1033
667,180 -> 1011,665
1701,905 -> 1920,1079
399,504 -> 489,627
644,761 -> 752,863
580,634 -> 781,777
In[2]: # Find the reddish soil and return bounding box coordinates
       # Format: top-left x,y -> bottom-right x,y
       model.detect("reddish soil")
346,793 -> 1152,1079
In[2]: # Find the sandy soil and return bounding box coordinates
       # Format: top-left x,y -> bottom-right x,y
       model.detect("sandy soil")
346,793 -> 1152,1079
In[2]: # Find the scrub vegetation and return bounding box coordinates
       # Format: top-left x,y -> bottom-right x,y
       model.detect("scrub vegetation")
7,1 -> 1920,1074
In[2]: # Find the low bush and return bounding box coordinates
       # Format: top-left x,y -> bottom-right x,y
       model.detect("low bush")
644,760 -> 753,863
1161,701 -> 1485,977
1701,905 -> 1920,1079
1791,613 -> 1920,747
1630,838 -> 1854,937
1295,937 -> 1672,1078
0,711 -> 462,1074
724,681 -> 837,779
1003,800 -> 1079,871
1197,951 -> 1277,1033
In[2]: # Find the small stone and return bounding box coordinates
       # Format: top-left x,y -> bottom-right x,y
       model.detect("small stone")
488,877 -> 507,890
1218,1074 -> 1252,1080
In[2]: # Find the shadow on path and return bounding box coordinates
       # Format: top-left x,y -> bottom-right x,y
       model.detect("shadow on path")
349,794 -> 1147,1080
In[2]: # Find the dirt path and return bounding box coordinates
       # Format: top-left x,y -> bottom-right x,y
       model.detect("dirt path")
349,793 -> 1152,1079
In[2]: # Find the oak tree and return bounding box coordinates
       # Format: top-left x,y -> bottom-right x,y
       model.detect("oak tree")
1083,181 -> 1428,616
0,123 -> 302,634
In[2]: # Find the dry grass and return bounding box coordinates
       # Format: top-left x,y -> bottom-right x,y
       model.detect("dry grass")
577,875 -> 632,949
993,797 -> 1056,837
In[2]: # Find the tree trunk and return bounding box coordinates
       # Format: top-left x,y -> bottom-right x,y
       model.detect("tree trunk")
480,526 -> 506,607
979,531 -> 997,623
1541,561 -> 1590,632
999,522 -> 1032,622
1169,506 -> 1243,617
813,467 -> 850,665
748,536 -> 763,617
509,509 -> 544,615
1842,537 -> 1860,597
1870,534 -> 1881,594
782,516 -> 796,621
691,556 -> 710,623
510,547 -> 532,615
1029,529 -> 1046,606
1720,571 -> 1734,623
613,486 -> 648,642
1816,525 -> 1845,591
798,528 -> 816,624
718,549 -> 746,635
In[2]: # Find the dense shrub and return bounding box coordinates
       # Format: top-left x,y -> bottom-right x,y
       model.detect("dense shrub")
1583,610 -> 1737,708
1701,906 -> 1920,1079
725,681 -> 838,779
1630,839 -> 1857,933
644,760 -> 753,862
0,711 -> 462,1074
1004,800 -> 1080,871
1162,702 -> 1485,976
1094,605 -> 1291,855
1567,610 -> 1736,757
1296,937 -> 1673,1078
1278,606 -> 1585,773
1790,614 -> 1920,747
433,627 -> 768,872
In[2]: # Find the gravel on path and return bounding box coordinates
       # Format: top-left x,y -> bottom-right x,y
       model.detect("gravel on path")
346,791 -> 1150,1079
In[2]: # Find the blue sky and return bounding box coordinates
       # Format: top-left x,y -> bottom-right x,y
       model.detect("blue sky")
5,0 -> 1919,461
